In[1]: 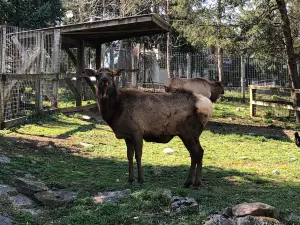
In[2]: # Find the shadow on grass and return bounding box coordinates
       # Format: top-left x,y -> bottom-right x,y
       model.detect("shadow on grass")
0,133 -> 299,219
207,121 -> 292,142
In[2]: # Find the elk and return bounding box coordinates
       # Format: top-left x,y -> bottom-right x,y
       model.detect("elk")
85,68 -> 213,188
164,77 -> 224,102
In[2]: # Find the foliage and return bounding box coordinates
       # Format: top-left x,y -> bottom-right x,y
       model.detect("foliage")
0,0 -> 63,29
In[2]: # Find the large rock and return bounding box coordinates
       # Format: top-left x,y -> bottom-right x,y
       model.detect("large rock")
0,156 -> 10,164
170,196 -> 198,214
0,184 -> 18,197
13,176 -> 49,197
232,202 -> 279,219
93,189 -> 131,204
9,194 -> 35,208
204,215 -> 236,225
34,189 -> 77,206
0,214 -> 12,225
236,216 -> 283,225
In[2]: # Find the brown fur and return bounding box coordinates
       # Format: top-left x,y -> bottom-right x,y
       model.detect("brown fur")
165,77 -> 224,102
85,68 -> 213,188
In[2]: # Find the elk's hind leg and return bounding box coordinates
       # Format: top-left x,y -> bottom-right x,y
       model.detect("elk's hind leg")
125,139 -> 135,183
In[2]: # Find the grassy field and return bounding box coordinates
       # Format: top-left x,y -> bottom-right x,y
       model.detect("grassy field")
0,91 -> 300,224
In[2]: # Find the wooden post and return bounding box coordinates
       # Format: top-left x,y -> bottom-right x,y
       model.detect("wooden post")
249,85 -> 256,117
0,27 -> 6,128
35,32 -> 44,112
52,29 -> 60,108
186,52 -> 192,79
96,45 -> 101,69
76,40 -> 84,107
241,55 -> 246,103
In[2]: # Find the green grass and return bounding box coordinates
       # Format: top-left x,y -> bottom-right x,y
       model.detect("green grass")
1,91 -> 300,224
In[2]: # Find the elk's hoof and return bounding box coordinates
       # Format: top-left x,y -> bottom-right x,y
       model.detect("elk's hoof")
137,178 -> 144,184
128,177 -> 135,183
183,181 -> 192,188
192,180 -> 202,189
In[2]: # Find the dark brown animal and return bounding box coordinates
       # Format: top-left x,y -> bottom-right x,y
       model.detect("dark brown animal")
85,68 -> 213,188
164,77 -> 224,102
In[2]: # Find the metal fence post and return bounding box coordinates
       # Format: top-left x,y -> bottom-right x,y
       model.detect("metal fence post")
187,52 -> 191,79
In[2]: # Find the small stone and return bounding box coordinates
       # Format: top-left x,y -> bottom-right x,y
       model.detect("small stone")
236,215 -> 282,225
0,156 -> 10,164
238,156 -> 248,160
34,189 -> 77,206
9,194 -> 35,208
170,196 -> 198,214
133,217 -> 139,220
82,115 -> 91,120
236,107 -> 240,112
13,177 -> 49,197
204,215 -> 235,225
21,208 -> 42,215
163,148 -> 175,154
93,189 -> 131,204
228,117 -> 233,121
232,202 -> 279,219
0,214 -> 12,225
289,157 -> 297,162
0,184 -> 17,197
80,142 -> 94,148
272,170 -> 280,175
116,179 -> 120,182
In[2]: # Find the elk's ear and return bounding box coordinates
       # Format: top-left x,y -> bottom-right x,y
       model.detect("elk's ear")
85,68 -> 97,76
114,69 -> 125,77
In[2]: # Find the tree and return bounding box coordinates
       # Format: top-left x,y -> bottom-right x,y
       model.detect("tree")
0,0 -> 63,29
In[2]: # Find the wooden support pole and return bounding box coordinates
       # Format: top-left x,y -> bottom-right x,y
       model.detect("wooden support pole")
0,75 -> 4,129
249,86 -> 256,117
241,55 -> 246,103
64,47 -> 77,66
76,40 -> 84,107
52,29 -> 60,108
35,31 -> 44,112
0,27 -> 6,128
96,45 -> 101,69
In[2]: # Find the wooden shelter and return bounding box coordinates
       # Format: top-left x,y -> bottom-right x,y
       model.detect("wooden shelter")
0,14 -> 170,128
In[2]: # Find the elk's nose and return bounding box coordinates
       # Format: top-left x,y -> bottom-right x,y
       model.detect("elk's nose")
101,77 -> 109,85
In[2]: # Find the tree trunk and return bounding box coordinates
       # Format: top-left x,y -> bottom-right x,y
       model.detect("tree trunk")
166,0 -> 173,79
276,0 -> 300,122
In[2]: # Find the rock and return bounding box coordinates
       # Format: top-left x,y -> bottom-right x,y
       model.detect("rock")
34,189 -> 77,206
272,170 -> 280,175
0,184 -> 18,197
236,216 -> 282,225
204,215 -> 236,225
80,142 -> 94,148
13,176 -> 49,197
21,208 -> 42,215
82,115 -> 91,120
162,189 -> 172,200
232,202 -> 279,219
0,214 -> 12,225
93,189 -> 131,204
163,148 -> 175,154
0,156 -> 10,164
170,196 -> 198,214
9,194 -> 35,208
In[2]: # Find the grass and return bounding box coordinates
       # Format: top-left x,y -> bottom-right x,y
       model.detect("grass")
0,91 -> 300,224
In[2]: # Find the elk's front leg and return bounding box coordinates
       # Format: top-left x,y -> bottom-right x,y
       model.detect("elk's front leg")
133,134 -> 144,184
125,139 -> 135,183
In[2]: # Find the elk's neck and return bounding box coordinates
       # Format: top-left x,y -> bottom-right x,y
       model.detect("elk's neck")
98,88 -> 119,124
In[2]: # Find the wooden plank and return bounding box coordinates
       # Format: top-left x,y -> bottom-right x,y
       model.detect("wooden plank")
1,26 -> 6,74
0,75 -> 4,129
63,47 -> 77,66
58,103 -> 97,113
3,116 -> 28,129
251,100 -> 300,111
65,78 -> 80,97
249,85 -> 300,93
76,40 -> 85,107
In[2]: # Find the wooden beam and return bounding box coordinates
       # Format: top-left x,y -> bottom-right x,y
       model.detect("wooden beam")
63,47 -> 77,66
52,29 -> 60,108
65,78 -> 80,97
83,77 -> 96,95
251,100 -> 300,111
